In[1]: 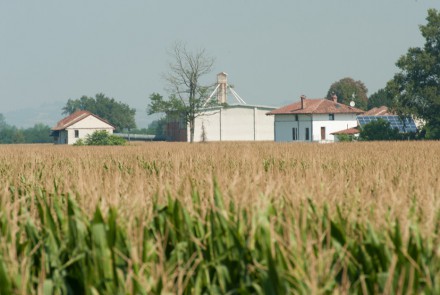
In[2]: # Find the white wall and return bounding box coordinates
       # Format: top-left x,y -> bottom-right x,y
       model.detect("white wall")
191,106 -> 275,142
274,113 -> 358,142
274,114 -> 312,142
64,115 -> 114,144
311,114 -> 358,142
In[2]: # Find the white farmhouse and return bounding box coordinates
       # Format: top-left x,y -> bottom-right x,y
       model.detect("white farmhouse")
51,110 -> 115,144
267,95 -> 364,142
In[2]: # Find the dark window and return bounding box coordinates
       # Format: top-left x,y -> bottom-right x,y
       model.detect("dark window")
305,128 -> 310,141
329,114 -> 335,120
74,130 -> 79,138
292,128 -> 298,140
321,127 -> 326,140
295,114 -> 299,121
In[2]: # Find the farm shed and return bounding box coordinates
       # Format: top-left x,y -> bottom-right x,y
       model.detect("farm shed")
50,110 -> 115,144
166,72 -> 276,142
166,105 -> 276,142
193,104 -> 275,142
331,127 -> 360,141
267,95 -> 364,142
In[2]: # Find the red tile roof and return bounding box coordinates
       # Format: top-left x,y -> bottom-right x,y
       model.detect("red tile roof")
268,98 -> 364,115
331,127 -> 360,135
363,106 -> 394,116
52,110 -> 114,131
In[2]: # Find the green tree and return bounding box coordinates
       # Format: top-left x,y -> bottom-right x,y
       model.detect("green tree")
146,118 -> 167,137
392,9 -> 440,138
0,114 -> 7,129
148,43 -> 215,142
22,123 -> 52,143
367,87 -> 395,110
75,130 -> 126,146
0,115 -> 24,144
62,93 -> 136,132
0,114 -> 52,144
326,77 -> 369,110
335,134 -> 355,142
359,119 -> 400,141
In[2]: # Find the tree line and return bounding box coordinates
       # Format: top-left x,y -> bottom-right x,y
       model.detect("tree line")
328,9 -> 440,139
0,114 -> 53,144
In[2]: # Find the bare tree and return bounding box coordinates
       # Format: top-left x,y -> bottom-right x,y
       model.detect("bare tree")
148,42 -> 215,142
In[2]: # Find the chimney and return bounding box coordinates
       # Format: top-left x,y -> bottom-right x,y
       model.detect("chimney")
300,95 -> 306,109
331,92 -> 338,103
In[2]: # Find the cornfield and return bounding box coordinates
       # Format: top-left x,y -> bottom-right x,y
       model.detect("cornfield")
0,141 -> 439,294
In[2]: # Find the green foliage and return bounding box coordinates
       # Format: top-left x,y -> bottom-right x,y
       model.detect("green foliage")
74,130 -> 126,146
0,114 -> 52,144
63,93 -> 136,132
359,119 -> 400,141
368,87 -> 395,110
22,123 -> 52,143
336,134 -> 356,142
2,184 -> 440,293
148,43 -> 215,142
326,77 -> 369,110
392,9 -> 440,138
145,117 -> 167,137
148,93 -> 190,118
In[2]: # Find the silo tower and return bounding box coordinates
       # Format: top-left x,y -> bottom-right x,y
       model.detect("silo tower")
217,72 -> 228,104
203,72 -> 247,107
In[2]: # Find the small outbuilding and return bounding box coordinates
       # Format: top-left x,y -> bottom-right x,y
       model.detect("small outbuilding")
51,110 -> 115,144
267,95 -> 364,142
331,127 -> 361,141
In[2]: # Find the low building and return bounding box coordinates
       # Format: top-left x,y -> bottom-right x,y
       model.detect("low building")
267,95 -> 364,142
165,72 -> 276,142
166,105 -> 276,142
51,110 -> 115,144
331,127 -> 360,141
193,104 -> 275,142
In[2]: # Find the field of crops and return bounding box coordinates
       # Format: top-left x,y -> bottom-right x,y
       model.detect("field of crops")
0,141 -> 439,294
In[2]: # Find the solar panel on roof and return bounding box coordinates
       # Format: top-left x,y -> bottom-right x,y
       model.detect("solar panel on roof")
356,116 -> 417,133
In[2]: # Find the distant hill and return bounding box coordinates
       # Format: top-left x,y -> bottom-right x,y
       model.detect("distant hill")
4,101 -> 64,128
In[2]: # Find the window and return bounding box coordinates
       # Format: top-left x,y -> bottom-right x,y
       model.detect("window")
329,114 -> 335,120
74,130 -> 79,138
292,127 -> 298,140
305,128 -> 310,141
295,114 -> 299,121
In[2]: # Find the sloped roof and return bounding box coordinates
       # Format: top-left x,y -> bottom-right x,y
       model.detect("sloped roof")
363,106 -> 394,116
268,98 -> 364,115
331,127 -> 360,135
52,110 -> 114,131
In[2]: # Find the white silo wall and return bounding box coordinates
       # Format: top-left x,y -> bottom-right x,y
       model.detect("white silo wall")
190,105 -> 275,142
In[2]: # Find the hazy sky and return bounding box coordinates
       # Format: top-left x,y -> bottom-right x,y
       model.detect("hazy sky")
1,1 -> 439,127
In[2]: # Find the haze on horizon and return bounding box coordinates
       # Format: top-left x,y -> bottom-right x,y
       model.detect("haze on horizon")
1,1 -> 439,128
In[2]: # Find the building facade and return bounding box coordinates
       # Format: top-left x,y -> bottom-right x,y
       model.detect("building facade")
166,105 -> 275,142
268,95 -> 364,142
192,105 -> 275,142
51,110 -> 115,144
